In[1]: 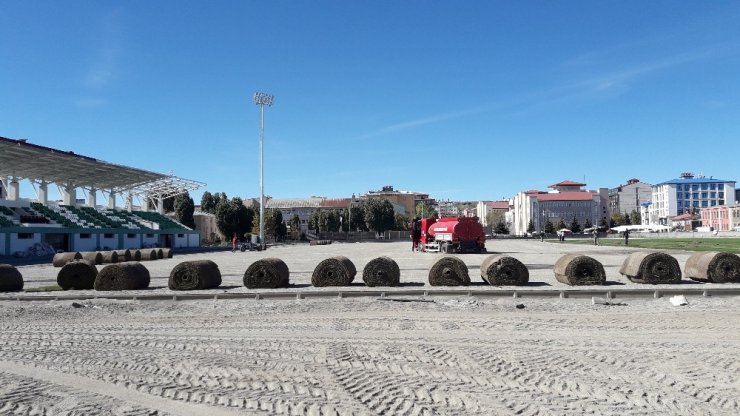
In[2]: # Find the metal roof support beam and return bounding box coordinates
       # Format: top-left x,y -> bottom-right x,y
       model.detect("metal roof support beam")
62,182 -> 76,206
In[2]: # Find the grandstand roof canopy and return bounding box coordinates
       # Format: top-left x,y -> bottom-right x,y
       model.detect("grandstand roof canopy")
0,136 -> 204,197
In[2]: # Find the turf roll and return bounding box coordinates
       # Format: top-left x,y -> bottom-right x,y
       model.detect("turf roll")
101,251 -> 119,264
619,252 -> 682,284
156,248 -> 164,259
243,258 -> 290,289
52,252 -> 82,267
130,250 -> 142,262
94,262 -> 150,291
480,255 -> 529,286
161,248 -> 173,258
140,249 -> 158,261
684,251 -> 740,283
169,260 -> 222,290
362,256 -> 400,287
0,264 -> 24,292
311,256 -> 356,287
428,256 -> 470,286
115,249 -> 132,262
553,254 -> 606,286
80,251 -> 103,265
57,260 -> 97,290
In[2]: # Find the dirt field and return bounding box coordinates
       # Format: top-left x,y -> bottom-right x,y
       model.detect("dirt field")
1,240 -> 740,415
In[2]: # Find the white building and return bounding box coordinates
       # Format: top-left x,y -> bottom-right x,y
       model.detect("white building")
646,172 -> 736,225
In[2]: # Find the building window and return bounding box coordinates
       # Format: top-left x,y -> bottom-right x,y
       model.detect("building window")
146,233 -> 154,238
17,233 -> 34,239
711,200 -> 717,206
127,234 -> 136,238
711,192 -> 716,199
80,233 -> 91,239
693,201 -> 699,207
701,183 -> 708,190
702,201 -> 708,207
701,192 -> 708,199
710,183 -> 716,190
719,192 -> 724,198
692,184 -> 699,191
177,234 -> 185,238
103,233 -> 114,238
692,193 -> 699,199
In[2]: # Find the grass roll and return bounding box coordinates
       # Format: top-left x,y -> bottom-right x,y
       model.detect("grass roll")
480,255 -> 529,286
0,264 -> 23,292
114,249 -> 132,262
52,252 -> 82,267
101,251 -> 119,264
311,256 -> 356,287
94,262 -> 150,291
169,260 -> 222,290
80,251 -> 103,265
684,251 -> 740,283
57,260 -> 97,290
140,249 -> 158,261
428,256 -> 470,286
362,256 -> 400,287
130,250 -> 142,262
244,258 -> 290,289
619,252 -> 681,284
156,248 -> 164,259
553,254 -> 606,286
161,248 -> 173,258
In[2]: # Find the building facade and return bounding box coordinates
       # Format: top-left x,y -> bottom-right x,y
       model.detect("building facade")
646,173 -> 736,225
510,180 -> 608,235
700,205 -> 740,232
476,200 -> 510,227
364,185 -> 434,217
608,178 -> 652,216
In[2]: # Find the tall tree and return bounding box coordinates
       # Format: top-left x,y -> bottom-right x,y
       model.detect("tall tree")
200,191 -> 216,213
350,205 -> 368,231
494,220 -> 509,234
325,210 -> 340,232
545,219 -> 555,234
289,214 -> 301,239
394,213 -> 409,231
584,218 -> 593,229
173,192 -> 195,228
569,216 -> 581,233
415,202 -> 437,219
556,219 -> 567,231
630,209 -> 641,225
364,198 -> 395,234
611,212 -> 624,226
623,211 -> 632,225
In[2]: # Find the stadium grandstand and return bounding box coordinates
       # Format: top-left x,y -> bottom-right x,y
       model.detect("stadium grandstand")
0,136 -> 205,256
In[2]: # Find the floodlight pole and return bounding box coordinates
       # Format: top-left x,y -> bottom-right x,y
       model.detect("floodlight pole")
254,92 -> 274,251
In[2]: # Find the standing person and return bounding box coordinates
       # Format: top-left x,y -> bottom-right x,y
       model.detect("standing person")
411,218 -> 422,252
231,233 -> 238,253
540,231 -> 545,242
624,229 -> 629,246
593,228 -> 599,245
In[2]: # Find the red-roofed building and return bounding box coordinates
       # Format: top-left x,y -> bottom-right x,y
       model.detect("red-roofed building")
476,200 -> 510,227
509,181 -> 609,235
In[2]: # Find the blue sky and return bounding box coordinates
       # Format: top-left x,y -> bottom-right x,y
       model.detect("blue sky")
2,1 -> 739,204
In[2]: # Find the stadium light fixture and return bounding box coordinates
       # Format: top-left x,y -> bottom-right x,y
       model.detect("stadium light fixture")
254,91 -> 274,250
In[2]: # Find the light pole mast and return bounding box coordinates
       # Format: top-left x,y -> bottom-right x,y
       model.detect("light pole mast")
254,91 -> 274,251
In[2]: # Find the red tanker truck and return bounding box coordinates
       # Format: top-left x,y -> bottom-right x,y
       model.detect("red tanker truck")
417,216 -> 486,253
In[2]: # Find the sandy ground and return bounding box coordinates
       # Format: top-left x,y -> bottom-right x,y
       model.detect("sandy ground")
1,240 -> 740,415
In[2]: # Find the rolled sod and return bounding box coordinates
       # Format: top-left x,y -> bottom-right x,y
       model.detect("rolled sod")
684,252 -> 740,283
130,250 -> 142,262
52,252 -> 82,267
80,251 -> 103,265
243,258 -> 290,289
161,248 -> 173,258
101,251 -> 119,264
57,260 -> 97,290
310,240 -> 333,246
169,260 -> 222,290
156,248 -> 164,259
553,254 -> 606,286
311,256 -> 356,287
619,252 -> 681,284
140,249 -> 158,261
94,262 -> 150,291
115,249 -> 132,262
0,264 -> 24,292
428,256 -> 470,286
480,255 -> 529,286
362,256 -> 400,287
